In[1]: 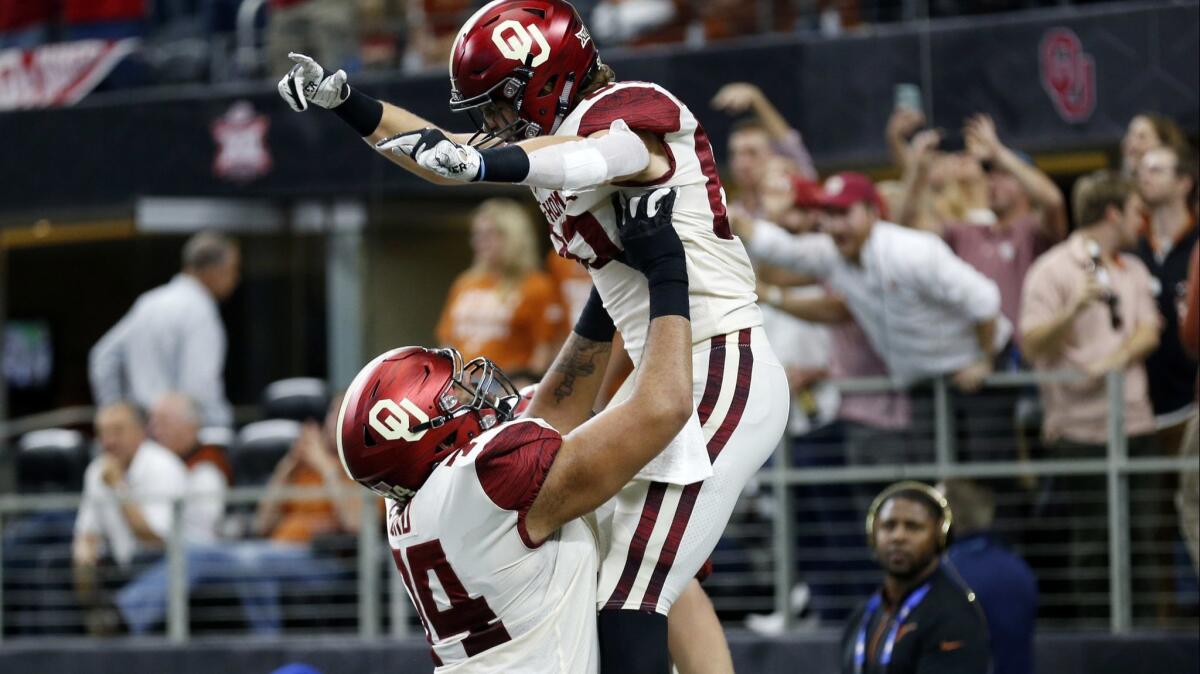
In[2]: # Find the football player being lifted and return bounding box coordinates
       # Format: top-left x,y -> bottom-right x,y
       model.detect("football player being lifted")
341,190 -> 690,673
281,2 -> 788,672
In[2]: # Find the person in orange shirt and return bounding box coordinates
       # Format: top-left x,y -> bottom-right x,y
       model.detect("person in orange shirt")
437,199 -> 568,380
238,394 -> 362,634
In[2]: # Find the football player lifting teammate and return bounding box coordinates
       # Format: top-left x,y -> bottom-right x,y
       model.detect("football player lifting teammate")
280,2 -> 789,671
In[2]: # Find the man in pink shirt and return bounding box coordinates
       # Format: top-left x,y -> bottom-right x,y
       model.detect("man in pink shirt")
1020,169 -> 1159,620
948,114 -> 1068,348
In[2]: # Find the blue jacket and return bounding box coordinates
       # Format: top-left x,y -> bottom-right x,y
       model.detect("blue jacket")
948,532 -> 1038,674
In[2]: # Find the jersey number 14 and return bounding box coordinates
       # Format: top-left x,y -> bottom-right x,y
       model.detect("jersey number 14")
392,539 -> 512,656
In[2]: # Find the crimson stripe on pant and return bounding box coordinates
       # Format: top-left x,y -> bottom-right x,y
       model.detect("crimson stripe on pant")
639,329 -> 755,611
696,334 -> 727,426
603,482 -> 668,610
603,333 -> 729,611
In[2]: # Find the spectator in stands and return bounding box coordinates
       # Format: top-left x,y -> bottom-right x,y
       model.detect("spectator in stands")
940,479 -> 1037,674
714,82 -> 817,216
436,198 -> 568,380
267,0 -> 358,76
734,172 -> 1010,390
840,482 -> 991,674
147,393 -> 230,544
241,393 -> 360,634
0,0 -> 54,49
590,0 -> 678,46
90,231 -> 240,437
1020,170 -> 1159,619
111,393 -> 236,634
899,115 -> 1066,343
959,115 -> 1066,340
1134,145 -> 1199,446
73,402 -> 188,635
401,0 -> 475,71
1178,245 -> 1199,575
1122,113 -> 1188,179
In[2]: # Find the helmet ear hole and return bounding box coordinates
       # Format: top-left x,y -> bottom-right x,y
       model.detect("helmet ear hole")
363,426 -> 377,447
540,75 -> 559,97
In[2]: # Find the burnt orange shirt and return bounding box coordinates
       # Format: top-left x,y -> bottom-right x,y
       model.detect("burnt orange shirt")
545,251 -> 593,325
270,465 -> 344,544
436,270 -> 568,372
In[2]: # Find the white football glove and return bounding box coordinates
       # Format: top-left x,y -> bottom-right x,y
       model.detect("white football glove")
278,52 -> 348,112
376,128 -> 483,182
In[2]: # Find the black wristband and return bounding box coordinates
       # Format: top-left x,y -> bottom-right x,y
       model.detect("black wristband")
573,287 -> 616,342
477,145 -> 531,183
645,256 -> 690,320
332,85 -> 384,137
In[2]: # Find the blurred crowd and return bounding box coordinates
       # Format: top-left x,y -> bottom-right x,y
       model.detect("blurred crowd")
710,81 -> 1199,650
0,0 -> 1140,87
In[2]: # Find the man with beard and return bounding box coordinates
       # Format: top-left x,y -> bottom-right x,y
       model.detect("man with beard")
840,482 -> 991,674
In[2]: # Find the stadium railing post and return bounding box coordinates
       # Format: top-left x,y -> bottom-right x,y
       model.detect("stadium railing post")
934,376 -> 954,475
167,496 -> 188,643
1105,369 -> 1132,633
357,489 -> 380,638
771,437 -> 795,629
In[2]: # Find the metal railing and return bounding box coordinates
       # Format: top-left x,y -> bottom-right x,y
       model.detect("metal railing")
0,369 -> 1196,642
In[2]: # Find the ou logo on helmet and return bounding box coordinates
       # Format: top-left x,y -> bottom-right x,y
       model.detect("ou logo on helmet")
368,398 -> 430,442
492,20 -> 551,68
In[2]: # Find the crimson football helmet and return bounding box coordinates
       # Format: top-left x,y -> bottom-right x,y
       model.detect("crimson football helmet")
449,0 -> 599,143
336,347 -> 520,500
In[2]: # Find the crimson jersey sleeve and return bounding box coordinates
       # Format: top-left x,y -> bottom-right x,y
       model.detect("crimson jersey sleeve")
474,420 -> 563,548
576,85 -> 683,137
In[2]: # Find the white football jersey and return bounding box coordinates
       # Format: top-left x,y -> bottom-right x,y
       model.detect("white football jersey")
532,81 -> 762,365
387,418 -> 600,673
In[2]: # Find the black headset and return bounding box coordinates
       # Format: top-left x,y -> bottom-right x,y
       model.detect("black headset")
865,481 -> 954,552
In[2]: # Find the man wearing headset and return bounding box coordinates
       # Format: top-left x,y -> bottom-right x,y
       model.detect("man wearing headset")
840,481 -> 992,674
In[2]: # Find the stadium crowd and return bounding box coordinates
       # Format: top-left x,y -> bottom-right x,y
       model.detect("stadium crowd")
0,0 -> 1157,86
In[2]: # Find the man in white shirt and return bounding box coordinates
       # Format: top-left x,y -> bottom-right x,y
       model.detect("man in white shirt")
147,393 -> 227,542
89,231 -> 240,434
113,392 -> 236,634
734,172 -> 1009,390
73,402 -> 188,635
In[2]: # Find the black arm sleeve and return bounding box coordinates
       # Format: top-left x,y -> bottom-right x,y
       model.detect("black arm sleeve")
573,287 -> 616,342
477,145 -> 531,183
331,86 -> 384,137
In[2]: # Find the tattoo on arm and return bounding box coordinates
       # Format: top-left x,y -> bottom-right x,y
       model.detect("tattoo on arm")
551,336 -> 612,404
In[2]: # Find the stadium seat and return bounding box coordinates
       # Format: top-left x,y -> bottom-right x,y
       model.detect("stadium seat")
262,378 -> 328,423
231,419 -> 301,486
15,429 -> 89,493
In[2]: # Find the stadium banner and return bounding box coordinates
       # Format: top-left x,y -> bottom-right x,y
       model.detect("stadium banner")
0,39 -> 138,110
0,3 -> 1193,214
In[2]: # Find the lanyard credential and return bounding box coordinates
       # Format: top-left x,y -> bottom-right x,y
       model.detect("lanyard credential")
853,582 -> 932,674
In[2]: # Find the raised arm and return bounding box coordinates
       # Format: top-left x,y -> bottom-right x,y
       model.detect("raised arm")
525,189 -> 694,543
277,53 -> 466,185
965,114 -> 1067,240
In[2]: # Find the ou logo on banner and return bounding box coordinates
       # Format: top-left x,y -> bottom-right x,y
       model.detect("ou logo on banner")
1039,27 -> 1095,124
492,20 -> 551,68
368,398 -> 431,442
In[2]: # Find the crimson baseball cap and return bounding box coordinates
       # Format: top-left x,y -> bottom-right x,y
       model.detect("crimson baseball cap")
819,172 -> 884,212
792,177 -> 824,209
